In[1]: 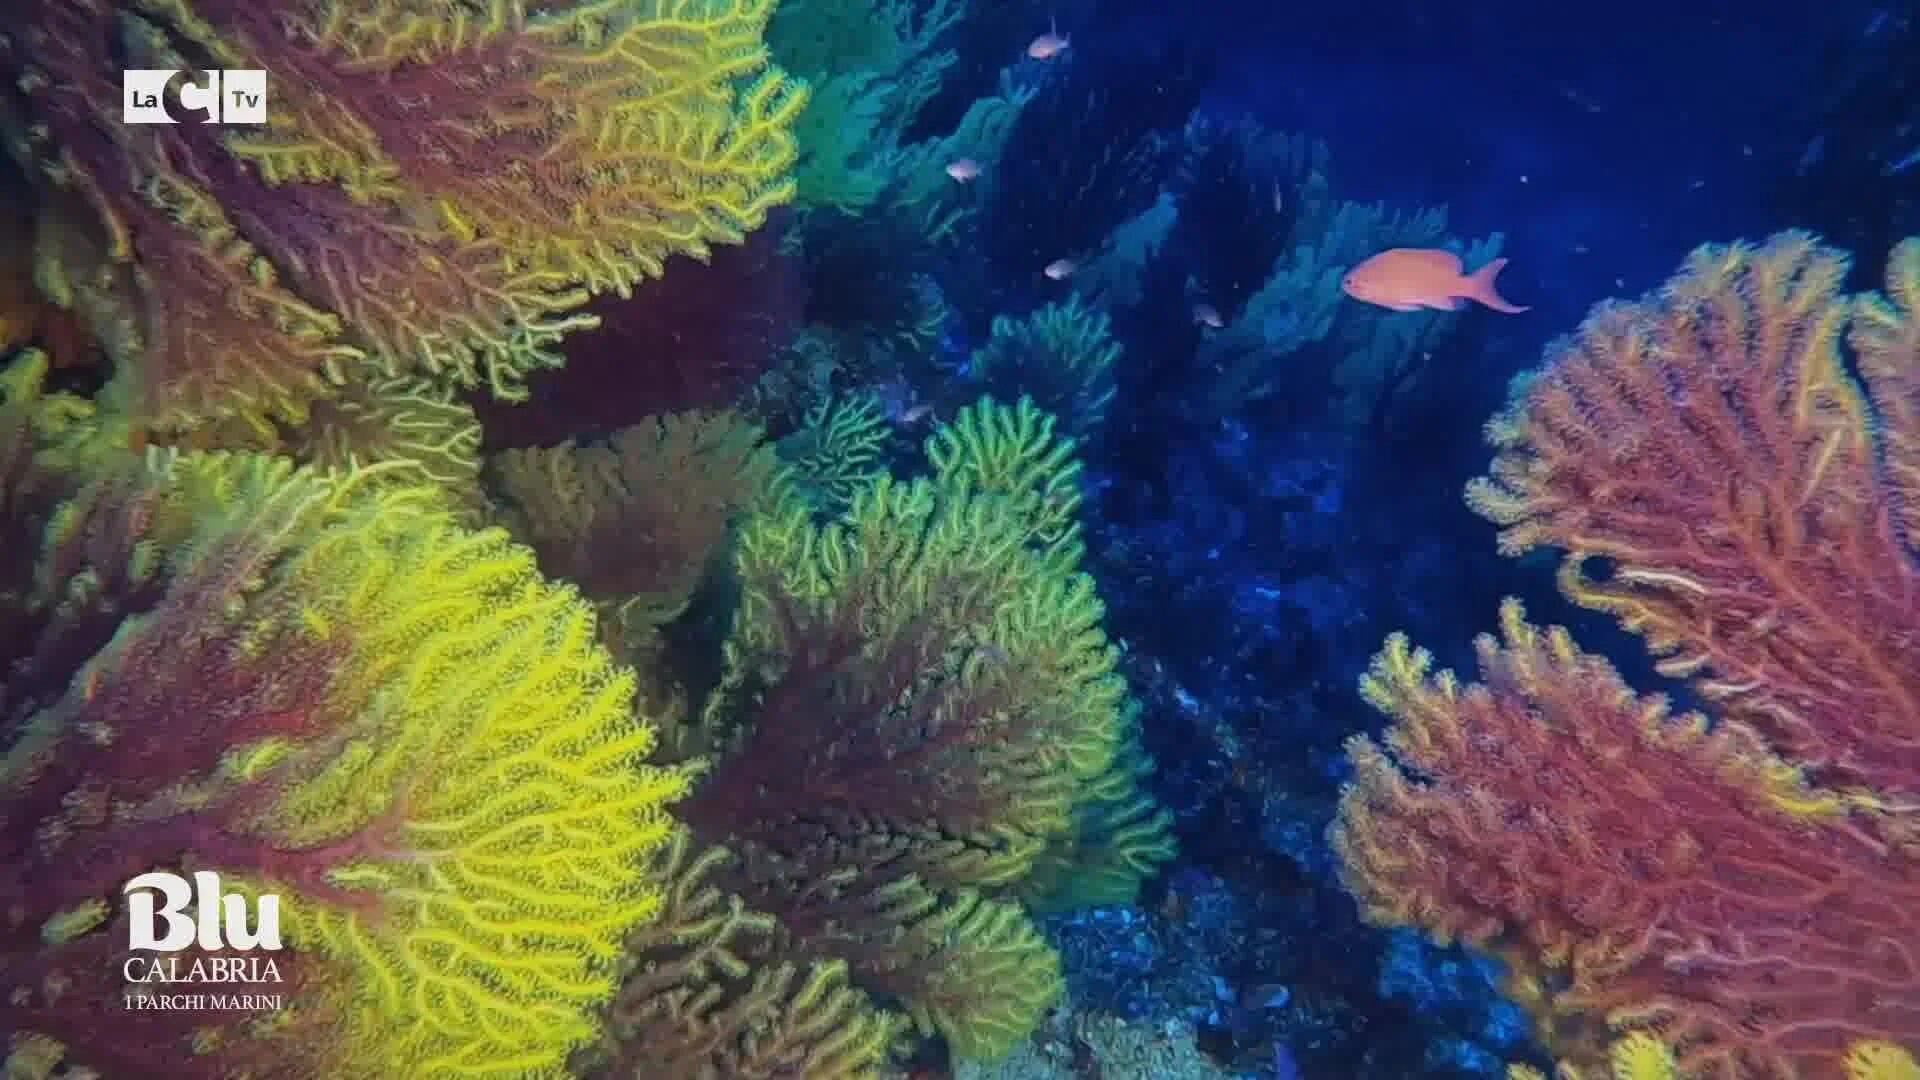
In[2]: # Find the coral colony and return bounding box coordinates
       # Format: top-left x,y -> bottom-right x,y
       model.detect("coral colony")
0,1 -> 1914,1079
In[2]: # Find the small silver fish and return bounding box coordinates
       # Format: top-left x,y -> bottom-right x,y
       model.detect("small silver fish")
1027,19 -> 1070,59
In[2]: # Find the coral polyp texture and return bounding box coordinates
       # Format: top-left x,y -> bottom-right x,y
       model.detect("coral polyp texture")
467,217 -> 804,450
969,294 -> 1123,437
1333,232 -> 1920,1078
593,399 -> 1174,1074
0,0 -> 804,436
0,435 -> 688,1077
489,409 -> 780,666
584,829 -> 908,1079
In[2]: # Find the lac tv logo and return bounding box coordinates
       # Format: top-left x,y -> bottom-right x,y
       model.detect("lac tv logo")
123,69 -> 267,124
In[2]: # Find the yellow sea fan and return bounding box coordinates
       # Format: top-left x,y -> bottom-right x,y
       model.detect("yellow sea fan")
58,451 -> 692,1078
1607,1033 -> 1676,1080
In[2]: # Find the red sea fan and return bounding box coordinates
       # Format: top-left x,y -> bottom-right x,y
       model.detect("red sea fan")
1336,603 -> 1920,1077
1333,233 -> 1920,1078
472,213 -> 805,450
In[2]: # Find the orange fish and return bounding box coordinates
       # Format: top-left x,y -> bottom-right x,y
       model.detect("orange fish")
1043,257 -> 1077,280
945,157 -> 981,183
1341,249 -> 1529,313
1193,302 -> 1224,328
1028,19 -> 1070,59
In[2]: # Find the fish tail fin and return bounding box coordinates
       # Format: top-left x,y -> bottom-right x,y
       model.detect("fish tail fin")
1468,257 -> 1530,313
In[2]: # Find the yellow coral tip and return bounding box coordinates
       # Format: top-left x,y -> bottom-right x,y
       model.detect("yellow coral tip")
1848,1041 -> 1920,1080
1609,1032 -> 1676,1080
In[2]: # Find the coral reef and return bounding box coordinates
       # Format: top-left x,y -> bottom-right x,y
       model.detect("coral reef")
1018,723 -> 1177,913
777,393 -> 894,513
0,2 -> 1237,1076
583,829 -> 906,1079
954,1004 -> 1237,1080
488,410 -> 780,670
770,0 -> 962,213
594,398 -> 1174,1073
469,217 -> 806,451
1334,233 -> 1920,1077
0,0 -> 1706,1074
288,375 -> 484,514
1169,117 -> 1313,321
788,204 -> 952,370
0,183 -> 95,372
1508,1033 -> 1920,1080
0,0 -> 804,436
0,431 -> 687,1076
969,295 -> 1122,437
1771,13 -> 1920,265
1197,195 -> 1501,423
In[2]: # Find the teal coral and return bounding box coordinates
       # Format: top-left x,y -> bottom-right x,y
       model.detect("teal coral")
1019,712 -> 1178,912
777,393 -> 893,514
970,297 -> 1123,436
926,395 -> 1086,561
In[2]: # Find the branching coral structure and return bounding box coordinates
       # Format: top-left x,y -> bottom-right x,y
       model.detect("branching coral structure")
488,409 -> 780,670
0,0 -> 805,437
1332,232 -> 1920,1078
0,433 -> 689,1078
591,399 -> 1175,1075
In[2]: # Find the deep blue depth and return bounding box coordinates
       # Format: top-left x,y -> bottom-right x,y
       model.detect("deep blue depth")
960,2 -> 1915,1076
